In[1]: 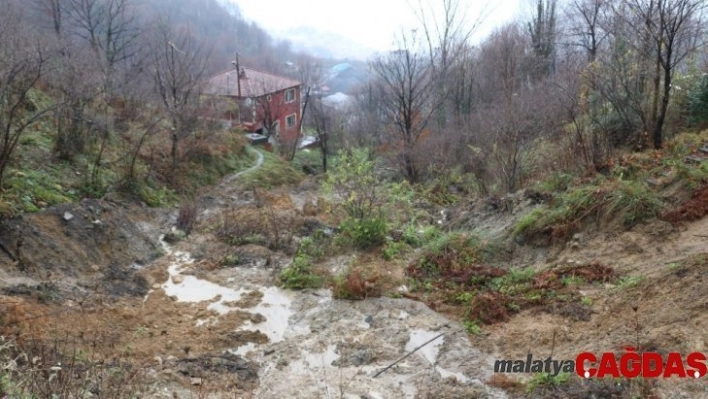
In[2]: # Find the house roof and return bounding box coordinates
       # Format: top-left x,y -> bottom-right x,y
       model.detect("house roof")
204,67 -> 301,98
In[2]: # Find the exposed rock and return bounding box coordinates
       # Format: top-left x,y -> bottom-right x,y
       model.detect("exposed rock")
176,353 -> 259,385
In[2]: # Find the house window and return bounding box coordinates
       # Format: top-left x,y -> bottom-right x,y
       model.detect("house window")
285,88 -> 296,103
266,94 -> 272,102
286,113 -> 297,128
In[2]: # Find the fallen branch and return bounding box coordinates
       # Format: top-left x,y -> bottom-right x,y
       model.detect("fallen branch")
372,328 -> 460,378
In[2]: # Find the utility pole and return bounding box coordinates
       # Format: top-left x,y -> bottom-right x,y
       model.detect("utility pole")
235,53 -> 242,97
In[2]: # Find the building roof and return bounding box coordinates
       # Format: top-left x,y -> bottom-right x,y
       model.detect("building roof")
204,67 -> 301,98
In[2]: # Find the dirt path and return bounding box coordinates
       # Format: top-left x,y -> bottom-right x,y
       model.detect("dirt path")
221,146 -> 264,185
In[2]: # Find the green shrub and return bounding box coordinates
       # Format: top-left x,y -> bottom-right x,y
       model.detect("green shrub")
138,183 -> 178,207
462,319 -> 482,335
337,216 -> 388,249
489,267 -> 536,295
279,254 -> 323,290
401,223 -> 442,248
279,239 -> 326,290
322,148 -> 380,220
382,239 -> 408,261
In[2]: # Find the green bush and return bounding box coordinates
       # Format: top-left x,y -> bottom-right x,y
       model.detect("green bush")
338,216 -> 388,250
322,148 -> 380,220
382,238 -> 408,261
279,239 -> 326,289
279,254 -> 323,290
401,223 -> 442,248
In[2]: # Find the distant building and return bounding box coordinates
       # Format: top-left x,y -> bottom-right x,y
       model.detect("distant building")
322,92 -> 352,110
203,66 -> 303,142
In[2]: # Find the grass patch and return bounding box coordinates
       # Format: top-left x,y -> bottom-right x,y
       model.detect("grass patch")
605,180 -> 662,226
2,168 -> 79,215
533,171 -> 576,193
616,275 -> 643,288
526,372 -> 571,394
513,178 -> 661,240
242,150 -> 304,188
292,148 -> 323,174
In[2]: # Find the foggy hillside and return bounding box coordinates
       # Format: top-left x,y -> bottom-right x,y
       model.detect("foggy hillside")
279,26 -> 377,60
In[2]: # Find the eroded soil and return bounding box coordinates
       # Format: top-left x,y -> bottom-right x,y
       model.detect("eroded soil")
2,160 -> 708,398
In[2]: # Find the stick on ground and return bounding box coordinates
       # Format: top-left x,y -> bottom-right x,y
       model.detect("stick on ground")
373,328 -> 460,378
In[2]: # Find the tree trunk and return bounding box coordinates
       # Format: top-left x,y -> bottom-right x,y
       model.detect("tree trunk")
653,65 -> 672,149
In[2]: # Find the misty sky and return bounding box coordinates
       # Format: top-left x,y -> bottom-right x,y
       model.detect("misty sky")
232,0 -> 525,54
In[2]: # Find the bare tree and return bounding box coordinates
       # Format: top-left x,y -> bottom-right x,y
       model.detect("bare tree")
65,0 -> 141,70
410,0 -> 487,128
564,0 -> 610,62
611,0 -> 704,148
50,42 -> 103,160
650,0 -> 704,148
32,0 -> 65,36
310,99 -> 333,173
0,8 -> 57,188
370,31 -> 438,183
149,21 -> 211,179
483,23 -> 529,191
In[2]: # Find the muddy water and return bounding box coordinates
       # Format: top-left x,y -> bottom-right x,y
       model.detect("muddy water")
152,234 -> 506,398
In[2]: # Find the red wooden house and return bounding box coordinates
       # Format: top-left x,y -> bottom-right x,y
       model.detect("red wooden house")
204,66 -> 303,142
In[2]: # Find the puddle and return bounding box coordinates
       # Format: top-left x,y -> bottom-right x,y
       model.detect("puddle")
157,235 -> 294,347
405,329 -> 444,365
303,345 -> 339,369
245,286 -> 293,342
